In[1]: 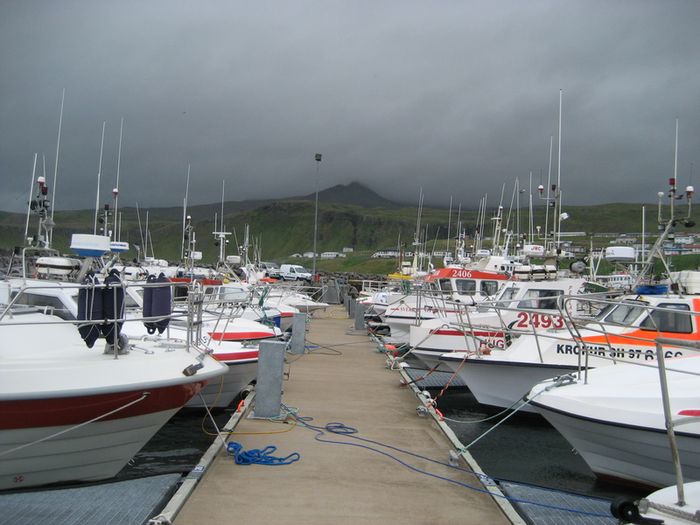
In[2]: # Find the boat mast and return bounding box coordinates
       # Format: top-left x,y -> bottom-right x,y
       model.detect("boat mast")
113,118 -> 124,242
445,195 -> 452,255
555,89 -> 563,249
135,202 -> 145,261
23,153 -> 38,243
544,135 -> 553,247
528,171 -> 534,244
146,210 -> 154,258
411,188 -> 424,274
181,163 -> 191,260
49,88 -> 65,246
212,179 -> 231,265
94,121 -> 106,235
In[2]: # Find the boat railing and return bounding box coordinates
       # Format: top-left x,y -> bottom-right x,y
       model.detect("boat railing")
556,294 -> 700,380
653,336 -> 700,507
1,278 -> 211,359
428,292 -> 700,373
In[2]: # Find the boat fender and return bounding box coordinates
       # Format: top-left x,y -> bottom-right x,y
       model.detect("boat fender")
153,273 -> 172,334
77,274 -> 103,348
102,269 -> 125,344
609,497 -> 663,524
142,274 -> 156,334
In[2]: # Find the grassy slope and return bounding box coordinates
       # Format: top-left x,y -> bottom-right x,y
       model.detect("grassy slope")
2,200 -> 698,272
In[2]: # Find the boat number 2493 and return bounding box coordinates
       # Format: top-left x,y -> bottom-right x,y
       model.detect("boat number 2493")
514,312 -> 564,329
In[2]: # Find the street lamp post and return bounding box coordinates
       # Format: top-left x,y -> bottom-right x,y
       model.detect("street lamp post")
312,153 -> 322,278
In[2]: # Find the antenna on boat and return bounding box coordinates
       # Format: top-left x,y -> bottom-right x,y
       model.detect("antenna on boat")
181,163 -> 191,260
113,117 -> 124,242
555,88 -> 563,250
49,88 -> 65,246
212,179 -> 231,265
23,153 -> 38,244
94,121 -> 106,235
540,135 -> 554,246
411,188 -> 424,274
632,118 -> 694,290
528,171 -> 534,244
145,210 -> 152,258
135,202 -> 146,261
446,195 -> 453,256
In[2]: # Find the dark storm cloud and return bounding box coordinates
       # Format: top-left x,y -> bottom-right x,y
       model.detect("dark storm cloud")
1,0 -> 699,213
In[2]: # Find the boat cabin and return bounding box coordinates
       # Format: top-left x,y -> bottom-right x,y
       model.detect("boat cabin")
426,268 -> 509,303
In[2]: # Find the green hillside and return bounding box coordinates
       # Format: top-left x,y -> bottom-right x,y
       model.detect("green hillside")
2,183 -> 698,267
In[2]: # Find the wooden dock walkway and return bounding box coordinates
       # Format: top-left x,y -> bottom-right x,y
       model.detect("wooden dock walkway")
174,307 -> 513,524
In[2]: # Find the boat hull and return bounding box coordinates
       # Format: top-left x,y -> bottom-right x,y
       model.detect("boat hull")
441,358 -> 577,413
0,382 -> 206,490
185,360 -> 257,408
532,402 -> 700,488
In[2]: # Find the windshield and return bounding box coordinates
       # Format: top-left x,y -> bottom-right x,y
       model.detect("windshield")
597,301 -> 646,326
517,289 -> 563,310
438,279 -> 452,292
481,280 -> 500,297
640,303 -> 693,333
497,285 -> 520,303
455,279 -> 476,295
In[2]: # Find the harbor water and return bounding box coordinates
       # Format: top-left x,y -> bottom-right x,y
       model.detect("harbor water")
436,389 -> 647,501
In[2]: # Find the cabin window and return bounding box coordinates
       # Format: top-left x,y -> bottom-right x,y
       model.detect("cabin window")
481,280 -> 499,297
640,303 -> 692,334
498,286 -> 520,302
598,302 -> 645,326
12,292 -> 76,320
455,279 -> 476,295
517,289 -> 563,310
438,279 -> 452,292
173,286 -> 189,302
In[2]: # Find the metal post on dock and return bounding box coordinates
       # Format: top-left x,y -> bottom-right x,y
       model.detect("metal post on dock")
354,302 -> 366,331
252,340 -> 286,419
347,297 -> 356,317
290,313 -> 307,354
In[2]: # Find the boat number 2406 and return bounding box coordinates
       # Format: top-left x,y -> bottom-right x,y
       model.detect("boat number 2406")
515,312 -> 564,329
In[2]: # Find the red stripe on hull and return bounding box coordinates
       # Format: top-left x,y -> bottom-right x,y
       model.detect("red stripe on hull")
213,350 -> 259,362
0,382 -> 206,430
433,329 -> 504,337
208,331 -> 275,341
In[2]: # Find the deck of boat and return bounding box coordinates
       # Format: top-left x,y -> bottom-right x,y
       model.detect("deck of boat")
173,306 -> 513,524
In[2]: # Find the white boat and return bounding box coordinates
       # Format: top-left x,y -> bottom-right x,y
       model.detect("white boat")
527,353 -> 700,489
185,343 -> 258,408
408,277 -> 594,369
0,306 -> 227,490
382,268 -> 511,343
612,482 -> 700,524
440,293 -> 698,412
9,276 -> 281,343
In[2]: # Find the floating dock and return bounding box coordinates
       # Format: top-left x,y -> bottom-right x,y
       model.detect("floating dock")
170,306 -> 516,524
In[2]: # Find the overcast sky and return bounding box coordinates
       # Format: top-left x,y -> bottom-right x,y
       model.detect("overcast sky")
1,0 -> 699,214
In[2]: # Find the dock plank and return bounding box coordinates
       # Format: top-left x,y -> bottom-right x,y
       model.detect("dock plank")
174,308 -> 511,524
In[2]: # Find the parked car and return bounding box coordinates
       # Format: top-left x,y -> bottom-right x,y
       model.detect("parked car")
259,261 -> 280,278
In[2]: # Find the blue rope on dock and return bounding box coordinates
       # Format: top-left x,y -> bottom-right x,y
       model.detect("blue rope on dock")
226,442 -> 300,466
280,405 -> 612,519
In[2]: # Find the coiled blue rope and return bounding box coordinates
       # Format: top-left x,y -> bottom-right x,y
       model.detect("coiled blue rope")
226,442 -> 300,466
